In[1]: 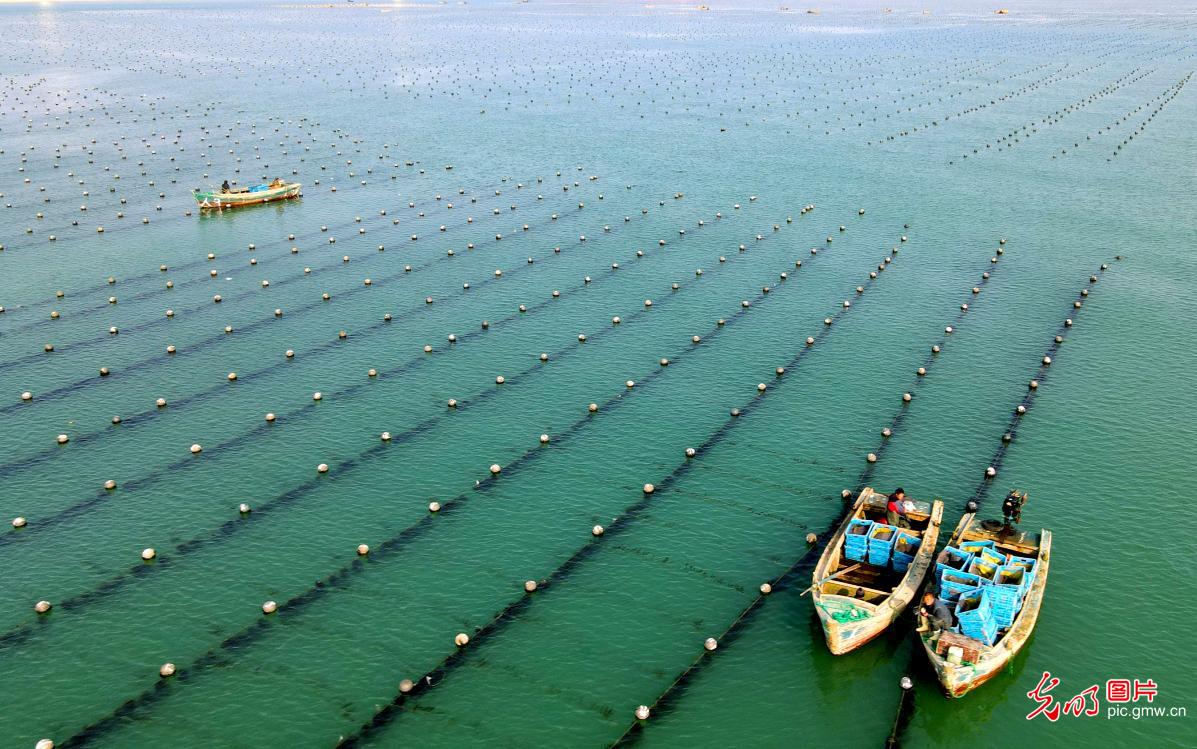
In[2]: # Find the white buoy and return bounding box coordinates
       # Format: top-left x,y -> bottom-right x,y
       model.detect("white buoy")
636,705 -> 650,721
704,637 -> 718,651
141,548 -> 156,561
357,544 -> 370,556
190,444 -> 202,454
524,580 -> 538,592
429,502 -> 441,513
262,600 -> 278,614
317,463 -> 329,473
160,663 -> 176,678
592,525 -> 605,536
760,583 -> 772,595
455,633 -> 469,647
490,464 -> 502,475
643,483 -> 655,494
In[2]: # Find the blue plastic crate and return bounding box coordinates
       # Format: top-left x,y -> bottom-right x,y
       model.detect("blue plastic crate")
960,617 -> 998,646
846,519 -> 874,539
894,530 -> 921,554
936,547 -> 973,579
956,588 -> 993,625
994,565 -> 1027,588
985,585 -> 1023,628
891,550 -> 915,573
844,544 -> 867,563
959,539 -> 995,554
940,579 -> 978,602
867,547 -> 892,566
940,569 -> 987,588
977,547 -> 1006,567
968,558 -> 1000,581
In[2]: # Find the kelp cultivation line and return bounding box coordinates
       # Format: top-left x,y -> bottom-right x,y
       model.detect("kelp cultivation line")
53,220 -> 896,747
0,164 -> 562,314
0,191 -> 696,477
884,261 -> 1116,748
614,260 -> 1114,748
0,204 -> 824,645
0,176 -> 605,370
331,232 -> 911,748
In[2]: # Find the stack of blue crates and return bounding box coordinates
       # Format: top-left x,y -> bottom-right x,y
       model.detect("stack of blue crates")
890,531 -> 920,573
843,519 -> 873,562
985,583 -> 1023,628
867,523 -> 897,566
956,588 -> 998,646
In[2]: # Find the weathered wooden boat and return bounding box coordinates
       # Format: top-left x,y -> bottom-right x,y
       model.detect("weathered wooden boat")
193,181 -> 301,209
811,488 -> 944,655
919,513 -> 1051,697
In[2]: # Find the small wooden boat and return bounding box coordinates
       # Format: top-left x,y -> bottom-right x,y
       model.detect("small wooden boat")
811,488 -> 944,655
193,181 -> 301,209
919,513 -> 1051,697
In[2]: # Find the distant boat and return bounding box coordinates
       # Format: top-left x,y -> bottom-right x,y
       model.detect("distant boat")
811,488 -> 944,654
193,181 -> 302,209
918,512 -> 1051,697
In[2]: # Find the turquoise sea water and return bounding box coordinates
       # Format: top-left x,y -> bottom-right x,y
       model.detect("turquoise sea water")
0,1 -> 1193,747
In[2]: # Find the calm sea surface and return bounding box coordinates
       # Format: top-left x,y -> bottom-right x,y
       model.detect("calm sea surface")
0,1 -> 1193,747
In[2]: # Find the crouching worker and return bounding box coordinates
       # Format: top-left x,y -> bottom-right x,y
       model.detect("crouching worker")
917,592 -> 953,635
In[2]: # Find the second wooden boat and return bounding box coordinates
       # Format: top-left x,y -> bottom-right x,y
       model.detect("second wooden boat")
811,488 -> 944,654
918,512 -> 1051,697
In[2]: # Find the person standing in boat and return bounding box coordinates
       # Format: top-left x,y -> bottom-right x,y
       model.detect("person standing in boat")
221,180 -> 230,193
886,488 -> 910,528
917,592 -> 952,634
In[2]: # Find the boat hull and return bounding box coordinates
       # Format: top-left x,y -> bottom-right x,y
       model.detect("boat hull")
194,183 -> 301,208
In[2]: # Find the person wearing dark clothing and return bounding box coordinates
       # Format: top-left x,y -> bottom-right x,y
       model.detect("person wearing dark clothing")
917,592 -> 953,634
886,487 -> 910,529
221,180 -> 230,193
